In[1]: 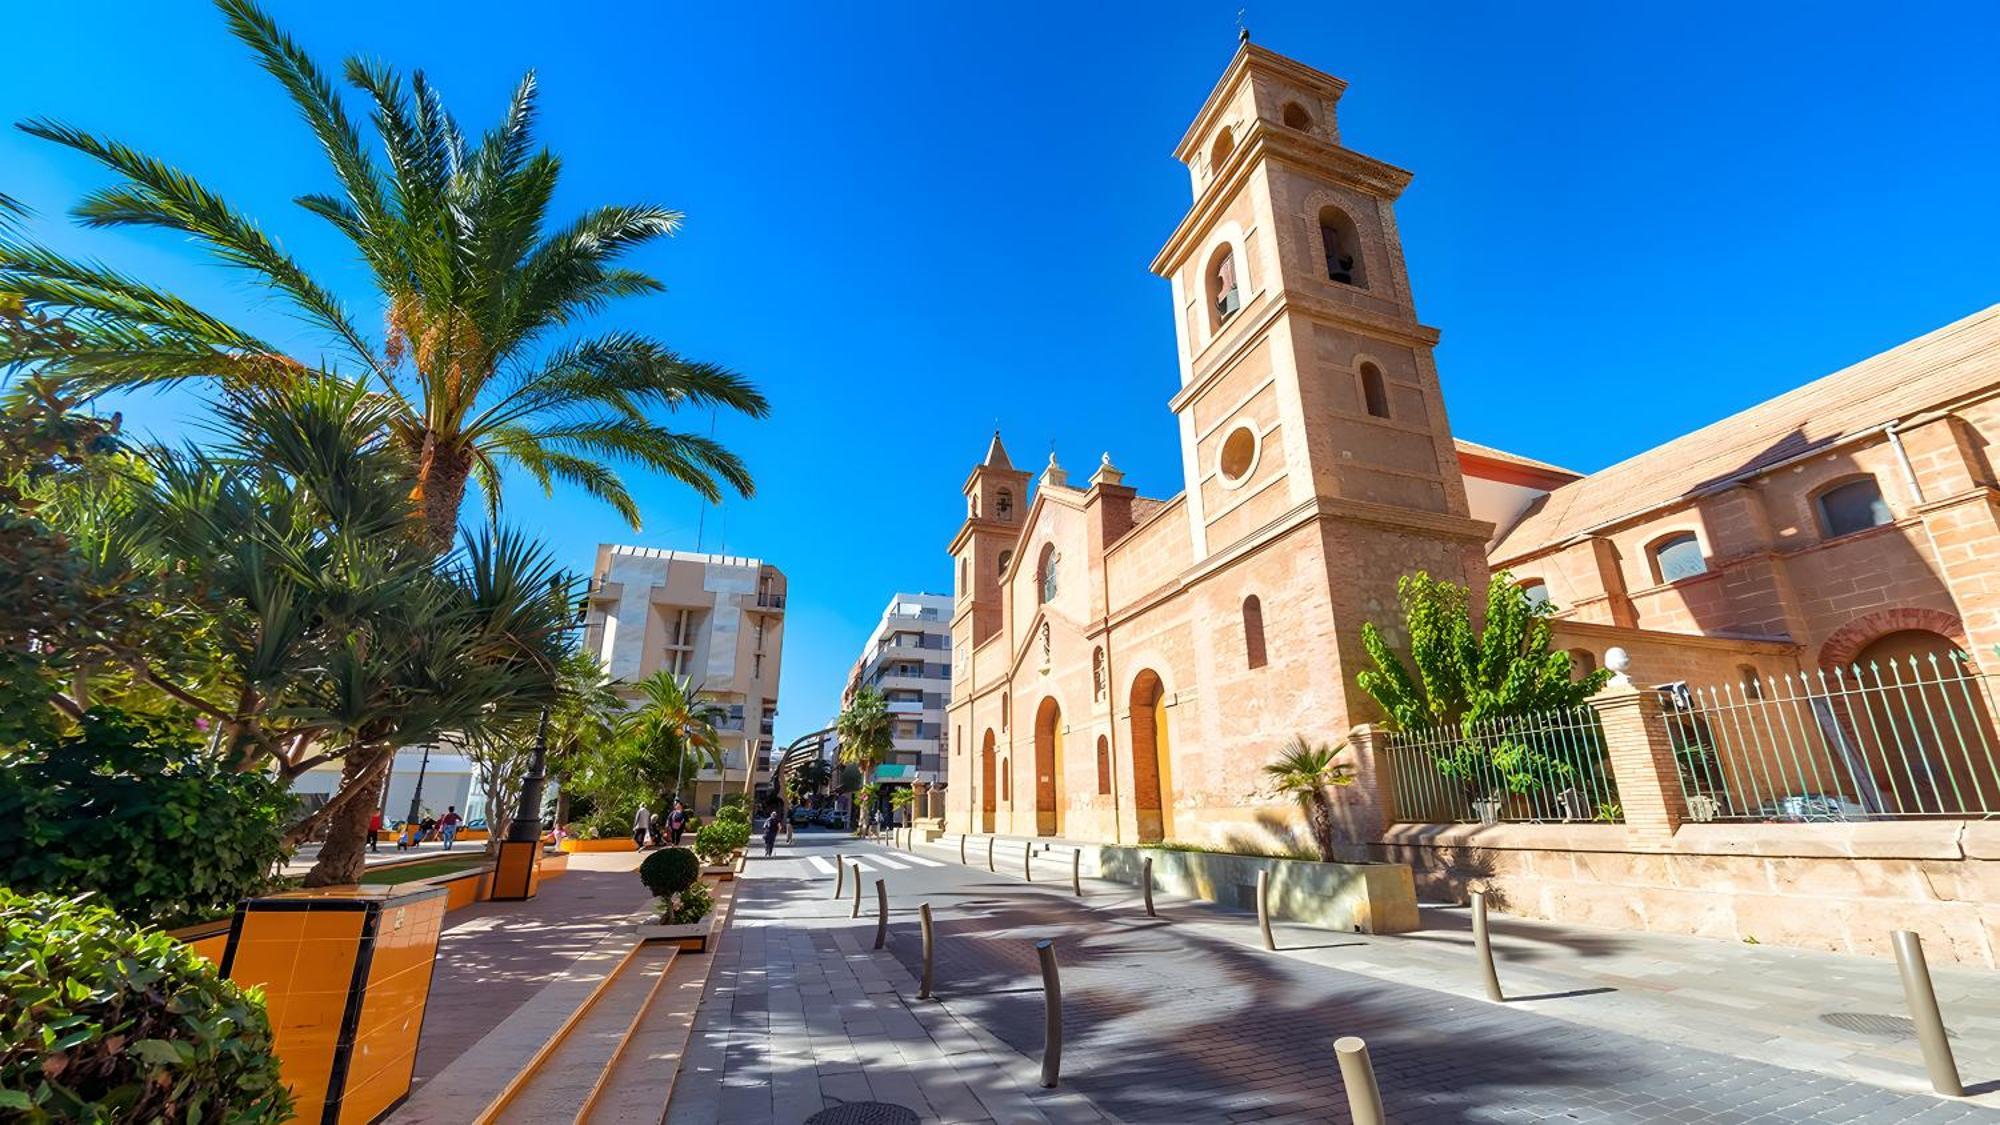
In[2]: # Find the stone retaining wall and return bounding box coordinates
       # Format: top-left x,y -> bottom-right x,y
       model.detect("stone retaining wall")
1087,843 -> 1420,934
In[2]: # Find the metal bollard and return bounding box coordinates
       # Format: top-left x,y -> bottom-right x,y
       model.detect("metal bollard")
1142,856 -> 1156,917
850,863 -> 863,918
874,879 -> 889,950
1072,849 -> 1083,895
1334,1036 -> 1384,1125
960,833 -> 968,864
987,835 -> 996,873
918,902 -> 935,1000
1024,841 -> 1034,882
1892,930 -> 1964,1096
1471,891 -> 1504,1002
833,853 -> 844,899
1035,939 -> 1062,1088
1257,869 -> 1275,950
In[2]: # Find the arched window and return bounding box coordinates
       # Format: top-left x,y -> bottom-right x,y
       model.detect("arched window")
1318,206 -> 1367,288
997,487 -> 1014,520
955,725 -> 963,757
1282,101 -> 1312,130
1206,243 -> 1241,326
1519,579 -> 1551,610
1567,648 -> 1597,677
1001,757 -> 1010,801
1738,664 -> 1763,699
1209,126 -> 1235,172
1096,735 -> 1112,795
1001,691 -> 1010,732
998,548 -> 1013,576
1039,621 -> 1051,666
1092,647 -> 1106,700
958,557 -> 968,597
1037,544 -> 1059,604
1242,596 -> 1268,669
1816,477 -> 1892,539
1359,362 -> 1389,419
1650,532 -> 1707,584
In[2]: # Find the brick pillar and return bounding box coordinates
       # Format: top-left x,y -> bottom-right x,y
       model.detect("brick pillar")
1588,682 -> 1685,840
1334,723 -> 1393,846
1917,489 -> 2000,660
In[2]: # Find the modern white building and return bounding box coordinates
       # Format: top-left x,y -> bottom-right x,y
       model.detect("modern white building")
583,545 -> 788,812
291,745 -> 481,828
842,593 -> 952,804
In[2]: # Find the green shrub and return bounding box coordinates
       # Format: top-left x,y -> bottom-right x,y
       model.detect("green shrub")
0,889 -> 292,1123
693,820 -> 748,865
0,711 -> 291,927
638,847 -> 700,897
580,807 -> 631,840
654,880 -> 713,926
715,797 -> 748,824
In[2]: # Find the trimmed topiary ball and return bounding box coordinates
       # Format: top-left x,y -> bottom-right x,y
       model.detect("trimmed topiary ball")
639,846 -> 701,897
0,889 -> 292,1123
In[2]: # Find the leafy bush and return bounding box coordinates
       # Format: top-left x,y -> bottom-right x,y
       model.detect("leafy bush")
0,889 -> 292,1122
693,820 -> 748,865
580,807 -> 632,840
653,880 -> 713,925
639,847 -> 700,897
715,796 -> 748,823
0,712 -> 291,927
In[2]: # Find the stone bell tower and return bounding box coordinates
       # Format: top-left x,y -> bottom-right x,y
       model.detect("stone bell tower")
1150,41 -> 1490,672
949,432 -> 1031,650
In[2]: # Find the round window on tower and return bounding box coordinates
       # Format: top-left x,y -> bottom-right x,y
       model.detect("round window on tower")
1217,424 -> 1260,488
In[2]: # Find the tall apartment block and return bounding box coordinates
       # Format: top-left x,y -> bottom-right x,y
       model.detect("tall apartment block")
842,593 -> 953,800
583,545 -> 787,813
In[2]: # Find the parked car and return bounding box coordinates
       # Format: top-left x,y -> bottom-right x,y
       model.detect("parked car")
789,806 -> 817,826
1757,792 -> 1866,822
815,808 -> 848,829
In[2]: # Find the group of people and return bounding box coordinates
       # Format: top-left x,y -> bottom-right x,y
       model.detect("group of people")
365,806 -> 465,852
631,801 -> 692,849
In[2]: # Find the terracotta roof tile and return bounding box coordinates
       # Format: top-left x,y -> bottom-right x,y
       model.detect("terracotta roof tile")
1490,303 -> 2000,561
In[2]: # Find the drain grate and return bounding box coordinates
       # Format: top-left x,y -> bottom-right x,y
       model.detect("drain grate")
1818,1011 -> 1952,1039
805,1103 -> 921,1125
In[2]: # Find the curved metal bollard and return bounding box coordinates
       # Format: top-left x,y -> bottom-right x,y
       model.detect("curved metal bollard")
833,853 -> 845,899
1257,869 -> 1275,950
1334,1036 -> 1384,1125
1471,891 -> 1504,1002
874,879 -> 889,950
1893,930 -> 1964,1096
1024,841 -> 1034,882
987,835 -> 996,873
1035,939 -> 1062,1088
918,903 -> 936,1000
850,863 -> 864,918
1142,856 -> 1156,917
1071,848 -> 1082,896
960,834 -> 968,864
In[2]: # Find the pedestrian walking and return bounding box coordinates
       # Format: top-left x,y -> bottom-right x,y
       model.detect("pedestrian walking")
439,807 -> 463,850
668,801 -> 687,846
368,808 -> 383,853
649,808 -> 664,848
633,803 -> 652,849
762,807 -> 781,856
418,813 -> 437,845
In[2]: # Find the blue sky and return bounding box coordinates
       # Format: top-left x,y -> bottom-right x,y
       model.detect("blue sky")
5,1 -> 1999,745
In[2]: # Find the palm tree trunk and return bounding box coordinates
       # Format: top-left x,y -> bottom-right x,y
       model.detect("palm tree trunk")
412,435 -> 473,553
304,748 -> 389,886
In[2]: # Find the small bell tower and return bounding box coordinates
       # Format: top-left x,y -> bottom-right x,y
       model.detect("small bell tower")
950,432 -> 1031,648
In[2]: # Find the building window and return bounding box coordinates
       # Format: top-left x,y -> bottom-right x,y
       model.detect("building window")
1001,691 -> 1009,732
1816,477 -> 1892,539
1519,579 -> 1551,610
956,725 -> 963,757
1096,735 -> 1111,795
1038,544 -> 1059,604
1649,532 -> 1707,584
1001,757 -> 1010,801
958,557 -> 968,597
1039,621 -> 1052,668
1359,362 -> 1389,419
1206,243 -> 1240,327
997,487 -> 1013,520
1209,126 -> 1234,172
753,653 -> 763,679
1318,206 -> 1367,288
998,548 -> 1013,576
1739,664 -> 1763,699
1568,648 -> 1597,677
1217,424 -> 1258,485
1242,596 -> 1267,669
1282,101 -> 1312,130
1092,647 -> 1106,700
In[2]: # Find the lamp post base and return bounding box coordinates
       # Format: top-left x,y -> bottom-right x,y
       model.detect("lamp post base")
491,839 -> 543,901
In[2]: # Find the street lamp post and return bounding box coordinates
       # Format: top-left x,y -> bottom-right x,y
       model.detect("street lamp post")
492,574 -> 585,901
505,708 -> 552,845
404,743 -> 433,827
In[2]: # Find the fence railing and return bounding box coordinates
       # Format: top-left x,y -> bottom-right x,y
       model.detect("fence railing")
1666,654 -> 2000,822
1381,706 -> 1623,825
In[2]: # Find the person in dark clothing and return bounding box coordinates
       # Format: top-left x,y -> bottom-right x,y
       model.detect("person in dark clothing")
668,801 -> 688,846
762,808 -> 781,856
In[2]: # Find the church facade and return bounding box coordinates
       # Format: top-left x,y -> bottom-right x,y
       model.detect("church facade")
941,42 -> 2000,876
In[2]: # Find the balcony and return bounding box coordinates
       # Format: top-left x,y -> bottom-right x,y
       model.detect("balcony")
886,698 -> 924,714
757,592 -> 786,610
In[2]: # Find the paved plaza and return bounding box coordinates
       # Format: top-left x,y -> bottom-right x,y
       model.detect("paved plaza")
668,831 -> 1998,1124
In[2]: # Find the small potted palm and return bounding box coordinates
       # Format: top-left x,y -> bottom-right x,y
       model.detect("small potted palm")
636,847 -> 717,951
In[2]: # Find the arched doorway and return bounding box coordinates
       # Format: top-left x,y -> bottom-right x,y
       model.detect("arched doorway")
1129,670 -> 1171,843
979,729 -> 997,833
1034,697 -> 1064,836
1853,630 -> 1998,815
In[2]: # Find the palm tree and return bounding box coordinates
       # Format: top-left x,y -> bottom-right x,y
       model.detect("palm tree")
623,670 -> 725,805
1,0 -> 767,550
1262,735 -> 1356,863
836,687 -> 893,834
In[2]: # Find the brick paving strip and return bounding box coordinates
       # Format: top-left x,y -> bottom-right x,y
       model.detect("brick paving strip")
678,833 -> 1997,1124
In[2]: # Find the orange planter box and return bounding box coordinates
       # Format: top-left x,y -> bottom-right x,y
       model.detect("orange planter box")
558,837 -> 638,853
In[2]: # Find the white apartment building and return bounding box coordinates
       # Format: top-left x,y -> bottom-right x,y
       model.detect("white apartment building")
843,593 -> 952,805
584,545 -> 787,812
